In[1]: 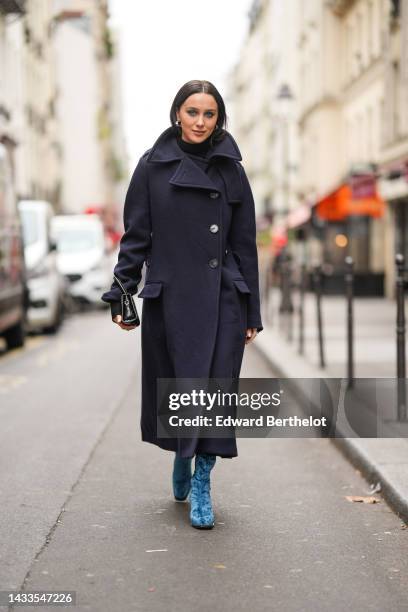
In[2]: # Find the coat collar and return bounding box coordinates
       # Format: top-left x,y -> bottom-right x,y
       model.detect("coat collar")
145,126 -> 243,202
146,126 -> 243,164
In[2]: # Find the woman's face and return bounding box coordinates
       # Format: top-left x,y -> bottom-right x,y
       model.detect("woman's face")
176,93 -> 219,144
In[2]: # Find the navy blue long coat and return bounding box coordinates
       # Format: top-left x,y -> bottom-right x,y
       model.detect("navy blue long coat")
101,126 -> 263,458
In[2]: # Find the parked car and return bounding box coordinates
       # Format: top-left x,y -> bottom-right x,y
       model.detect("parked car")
0,143 -> 28,350
50,214 -> 112,307
18,200 -> 67,333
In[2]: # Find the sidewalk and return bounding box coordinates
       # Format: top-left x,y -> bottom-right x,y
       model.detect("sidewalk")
254,288 -> 408,524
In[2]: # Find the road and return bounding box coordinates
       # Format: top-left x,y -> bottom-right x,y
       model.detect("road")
0,306 -> 407,611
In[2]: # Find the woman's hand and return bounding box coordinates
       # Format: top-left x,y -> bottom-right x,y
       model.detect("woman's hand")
245,328 -> 258,345
113,315 -> 138,331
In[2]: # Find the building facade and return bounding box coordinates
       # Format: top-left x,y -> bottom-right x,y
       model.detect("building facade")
227,0 -> 300,229
6,0 -> 61,206
296,0 -> 388,294
230,0 -> 403,297
378,0 -> 408,297
53,0 -> 118,213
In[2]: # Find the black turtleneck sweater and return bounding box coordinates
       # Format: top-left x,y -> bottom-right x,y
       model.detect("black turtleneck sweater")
175,132 -> 213,172
176,132 -> 212,156
110,132 -> 215,321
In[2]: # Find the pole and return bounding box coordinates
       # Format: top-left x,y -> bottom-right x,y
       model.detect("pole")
345,256 -> 354,389
298,261 -> 306,355
279,252 -> 294,314
395,253 -> 407,421
279,252 -> 294,342
313,264 -> 326,369
287,256 -> 293,342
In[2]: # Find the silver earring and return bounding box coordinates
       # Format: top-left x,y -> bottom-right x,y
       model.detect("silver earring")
176,120 -> 181,126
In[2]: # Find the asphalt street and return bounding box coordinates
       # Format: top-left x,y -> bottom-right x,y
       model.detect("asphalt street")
0,307 -> 407,611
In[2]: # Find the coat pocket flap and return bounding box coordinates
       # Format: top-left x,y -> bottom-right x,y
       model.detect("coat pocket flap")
138,282 -> 163,298
233,279 -> 251,294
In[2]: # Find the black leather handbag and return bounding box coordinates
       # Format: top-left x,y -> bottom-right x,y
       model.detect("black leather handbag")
113,274 -> 140,326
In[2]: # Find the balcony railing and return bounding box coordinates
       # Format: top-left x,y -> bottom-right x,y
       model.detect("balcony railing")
0,0 -> 25,15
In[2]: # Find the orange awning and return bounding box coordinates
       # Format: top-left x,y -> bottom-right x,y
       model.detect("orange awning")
316,184 -> 385,221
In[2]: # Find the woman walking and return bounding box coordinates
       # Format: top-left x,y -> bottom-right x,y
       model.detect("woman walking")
101,80 -> 263,529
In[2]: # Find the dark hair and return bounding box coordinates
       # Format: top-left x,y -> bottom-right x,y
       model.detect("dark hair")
169,80 -> 228,145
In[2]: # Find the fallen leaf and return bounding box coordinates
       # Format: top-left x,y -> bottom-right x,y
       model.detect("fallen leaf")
147,587 -> 156,592
213,564 -> 226,569
345,495 -> 380,504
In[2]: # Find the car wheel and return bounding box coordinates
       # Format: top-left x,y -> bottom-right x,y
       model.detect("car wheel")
4,320 -> 25,350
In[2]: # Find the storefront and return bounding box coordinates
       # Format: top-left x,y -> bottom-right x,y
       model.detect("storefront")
285,172 -> 385,295
311,174 -> 385,295
378,159 -> 408,299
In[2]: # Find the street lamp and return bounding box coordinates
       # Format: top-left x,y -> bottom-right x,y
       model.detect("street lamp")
276,84 -> 297,325
276,83 -> 295,218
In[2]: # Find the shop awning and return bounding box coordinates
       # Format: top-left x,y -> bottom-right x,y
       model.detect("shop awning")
316,182 -> 385,221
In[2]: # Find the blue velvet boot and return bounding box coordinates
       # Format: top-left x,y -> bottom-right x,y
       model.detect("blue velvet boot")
172,453 -> 193,501
190,453 -> 217,529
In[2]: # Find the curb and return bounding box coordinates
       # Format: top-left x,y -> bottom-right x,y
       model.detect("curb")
253,338 -> 408,526
331,437 -> 408,525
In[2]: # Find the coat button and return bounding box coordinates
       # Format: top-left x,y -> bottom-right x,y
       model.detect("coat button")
210,224 -> 219,233
209,258 -> 218,268
209,192 -> 219,199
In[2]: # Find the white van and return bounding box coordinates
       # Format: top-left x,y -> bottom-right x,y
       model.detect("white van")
50,214 -> 112,307
18,200 -> 66,333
